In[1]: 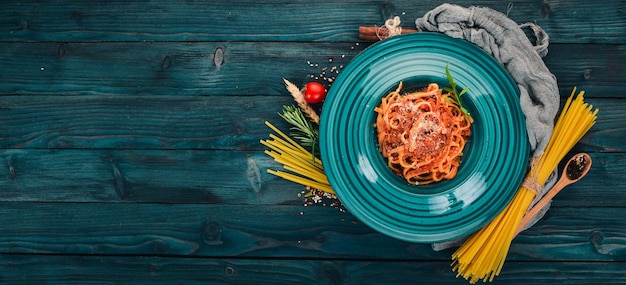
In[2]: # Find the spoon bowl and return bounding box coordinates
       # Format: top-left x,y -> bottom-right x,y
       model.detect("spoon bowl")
565,153 -> 593,182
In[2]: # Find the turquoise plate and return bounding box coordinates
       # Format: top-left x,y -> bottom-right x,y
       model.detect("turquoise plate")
320,32 -> 529,243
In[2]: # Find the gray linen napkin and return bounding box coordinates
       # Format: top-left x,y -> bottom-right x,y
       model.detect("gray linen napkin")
414,4 -> 560,250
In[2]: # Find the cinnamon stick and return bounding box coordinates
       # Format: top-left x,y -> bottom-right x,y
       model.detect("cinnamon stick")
359,26 -> 418,41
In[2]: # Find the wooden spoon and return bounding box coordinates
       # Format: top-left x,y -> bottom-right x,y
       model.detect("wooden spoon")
514,153 -> 592,236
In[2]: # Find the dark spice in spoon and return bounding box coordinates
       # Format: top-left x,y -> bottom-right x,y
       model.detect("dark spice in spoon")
566,154 -> 588,180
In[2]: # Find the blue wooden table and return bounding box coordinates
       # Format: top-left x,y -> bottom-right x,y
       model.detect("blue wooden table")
1,1 -> 625,284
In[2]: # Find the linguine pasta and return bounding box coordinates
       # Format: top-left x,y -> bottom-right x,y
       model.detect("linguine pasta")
374,82 -> 472,185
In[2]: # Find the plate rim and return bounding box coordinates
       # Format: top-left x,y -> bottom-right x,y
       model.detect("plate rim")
320,32 -> 529,243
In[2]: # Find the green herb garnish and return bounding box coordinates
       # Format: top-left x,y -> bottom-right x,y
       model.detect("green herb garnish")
443,64 -> 473,122
279,105 -> 319,157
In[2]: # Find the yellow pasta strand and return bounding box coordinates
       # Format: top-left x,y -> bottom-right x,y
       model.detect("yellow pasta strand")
267,170 -> 334,193
451,88 -> 598,283
261,121 -> 334,195
264,137 -> 323,170
265,121 -> 310,154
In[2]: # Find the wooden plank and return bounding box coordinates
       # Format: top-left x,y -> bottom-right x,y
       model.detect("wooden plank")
0,95 -> 293,149
0,203 -> 621,262
0,95 -> 622,151
0,149 -> 624,206
0,149 -> 301,204
546,44 -> 626,96
0,202 -> 429,258
512,207 -> 626,261
0,41 -> 360,96
1,0 -> 624,44
570,98 -> 625,153
0,42 -> 624,97
0,254 -> 623,284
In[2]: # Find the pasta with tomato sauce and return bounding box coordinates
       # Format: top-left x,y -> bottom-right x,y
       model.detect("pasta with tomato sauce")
374,82 -> 472,185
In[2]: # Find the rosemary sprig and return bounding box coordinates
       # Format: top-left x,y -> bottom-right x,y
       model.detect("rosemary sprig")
443,64 -> 473,123
278,105 -> 319,156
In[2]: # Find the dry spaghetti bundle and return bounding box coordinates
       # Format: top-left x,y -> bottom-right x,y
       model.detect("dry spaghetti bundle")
451,88 -> 598,283
260,121 -> 333,194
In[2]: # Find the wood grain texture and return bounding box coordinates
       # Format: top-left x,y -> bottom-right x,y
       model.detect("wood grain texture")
1,0 -> 624,44
0,0 -> 624,282
0,151 -> 624,206
0,254 -> 624,285
0,95 -> 293,149
0,149 -> 299,204
0,42 -> 624,97
545,44 -> 626,96
0,203 -> 622,262
0,41 -> 361,96
0,96 -> 622,151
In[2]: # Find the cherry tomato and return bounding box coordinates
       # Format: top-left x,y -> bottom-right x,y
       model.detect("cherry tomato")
303,82 -> 327,104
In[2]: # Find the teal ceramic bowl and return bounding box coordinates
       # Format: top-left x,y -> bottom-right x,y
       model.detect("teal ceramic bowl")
319,32 -> 529,243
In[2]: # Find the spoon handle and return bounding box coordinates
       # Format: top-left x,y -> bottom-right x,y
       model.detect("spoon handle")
514,179 -> 572,236
514,153 -> 591,237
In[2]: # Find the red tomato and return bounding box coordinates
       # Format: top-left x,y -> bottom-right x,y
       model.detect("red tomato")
304,82 -> 327,104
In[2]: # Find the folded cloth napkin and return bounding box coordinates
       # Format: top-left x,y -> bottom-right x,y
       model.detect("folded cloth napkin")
414,4 -> 560,250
